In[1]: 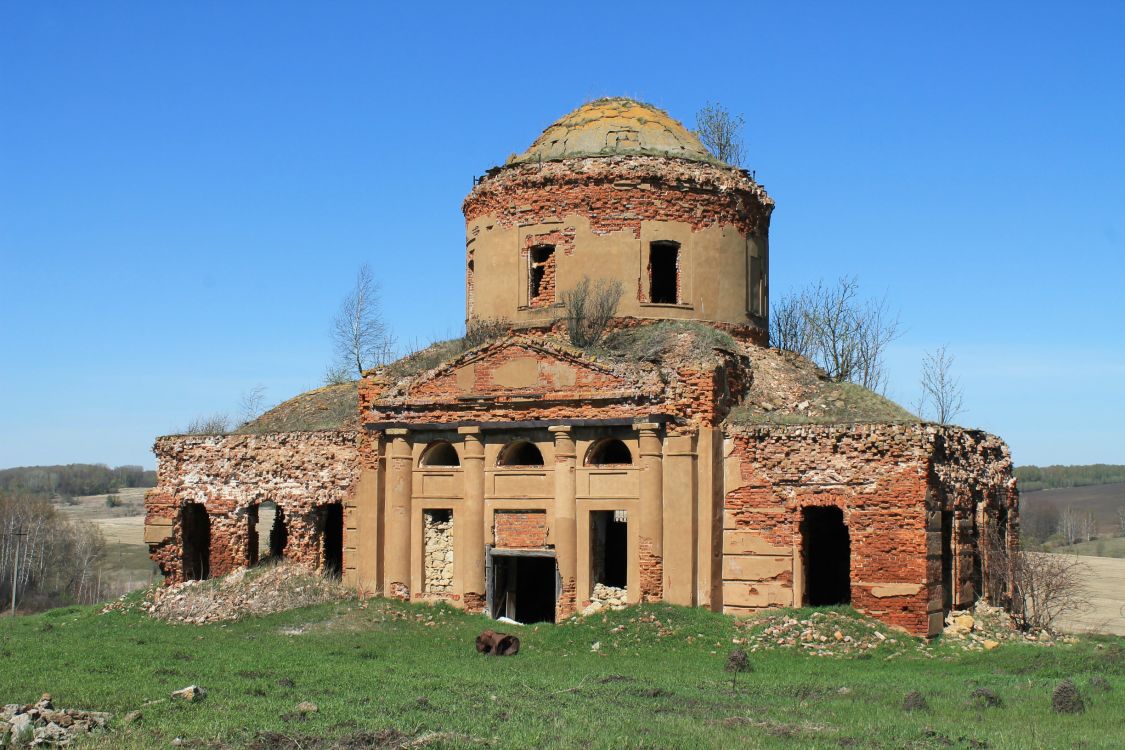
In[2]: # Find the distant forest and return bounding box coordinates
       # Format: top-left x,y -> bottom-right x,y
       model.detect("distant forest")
1015,464 -> 1125,493
0,463 -> 156,499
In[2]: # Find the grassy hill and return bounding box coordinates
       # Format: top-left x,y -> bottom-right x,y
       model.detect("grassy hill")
1,596 -> 1122,749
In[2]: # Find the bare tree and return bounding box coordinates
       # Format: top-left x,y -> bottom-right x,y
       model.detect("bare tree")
770,277 -> 901,393
562,277 -> 624,348
182,413 -> 231,435
1058,506 -> 1096,545
983,526 -> 1090,631
695,102 -> 746,167
331,264 -> 394,377
238,384 -> 267,427
917,345 -> 965,424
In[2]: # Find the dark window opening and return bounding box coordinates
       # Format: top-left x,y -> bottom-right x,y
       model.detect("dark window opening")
529,245 -> 555,304
800,506 -> 851,606
421,441 -> 460,467
591,510 -> 628,589
489,553 -> 558,624
649,241 -> 679,304
586,438 -> 633,465
498,441 -> 545,467
181,502 -> 211,581
319,504 -> 344,578
941,510 -> 953,614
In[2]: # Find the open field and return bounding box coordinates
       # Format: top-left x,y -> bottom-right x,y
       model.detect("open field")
1053,536 -> 1125,559
1022,483 -> 1125,536
56,487 -> 159,592
1,597 -> 1123,749
1054,555 -> 1125,637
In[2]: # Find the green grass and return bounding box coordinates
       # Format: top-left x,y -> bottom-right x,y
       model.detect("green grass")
1050,536 -> 1125,558
2,599 -> 1123,749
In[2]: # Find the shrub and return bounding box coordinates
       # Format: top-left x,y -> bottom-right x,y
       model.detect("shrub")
561,277 -> 623,348
104,495 -> 120,508
464,317 -> 509,349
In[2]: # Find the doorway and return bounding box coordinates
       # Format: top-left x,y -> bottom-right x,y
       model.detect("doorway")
319,504 -> 343,578
488,552 -> 558,623
800,506 -> 850,606
181,503 -> 211,581
590,510 -> 628,590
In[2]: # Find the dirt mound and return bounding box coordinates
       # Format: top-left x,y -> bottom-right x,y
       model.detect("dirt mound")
103,562 -> 351,624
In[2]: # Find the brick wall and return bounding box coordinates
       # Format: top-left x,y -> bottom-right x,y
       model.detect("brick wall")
722,423 -> 1016,635
147,431 -> 359,583
465,157 -> 773,239
494,510 -> 548,549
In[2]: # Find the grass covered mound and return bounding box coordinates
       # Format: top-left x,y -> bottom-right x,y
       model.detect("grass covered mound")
728,346 -> 918,426
237,383 -> 359,434
2,598 -> 1122,749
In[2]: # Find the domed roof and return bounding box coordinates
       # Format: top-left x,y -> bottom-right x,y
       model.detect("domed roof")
508,97 -> 719,166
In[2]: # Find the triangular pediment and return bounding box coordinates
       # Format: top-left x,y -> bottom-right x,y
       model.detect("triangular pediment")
395,336 -> 654,402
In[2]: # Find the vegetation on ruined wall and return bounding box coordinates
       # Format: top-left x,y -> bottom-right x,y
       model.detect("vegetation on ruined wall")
236,383 -> 359,434
0,464 -> 155,499
0,598 -> 1121,749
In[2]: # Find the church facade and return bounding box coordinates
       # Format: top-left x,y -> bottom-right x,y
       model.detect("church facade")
145,99 -> 1018,636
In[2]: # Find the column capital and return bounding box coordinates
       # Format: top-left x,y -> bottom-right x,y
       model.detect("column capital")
633,421 -> 661,432
547,425 -> 572,434
457,425 -> 482,435
385,428 -> 409,437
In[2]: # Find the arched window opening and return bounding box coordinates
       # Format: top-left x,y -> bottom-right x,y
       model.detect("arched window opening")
586,438 -> 633,466
421,441 -> 460,467
498,441 -> 544,467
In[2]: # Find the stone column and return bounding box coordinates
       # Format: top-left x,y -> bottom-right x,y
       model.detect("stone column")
352,431 -> 383,595
550,425 -> 578,619
636,423 -> 664,602
385,429 -> 412,599
458,426 -> 486,612
663,431 -> 697,606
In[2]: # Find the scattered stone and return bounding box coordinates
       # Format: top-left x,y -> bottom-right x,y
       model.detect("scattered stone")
0,700 -> 112,747
1051,680 -> 1085,714
983,640 -> 999,650
122,710 -> 143,725
579,583 -> 629,617
171,685 -> 206,702
295,701 -> 318,714
902,691 -> 929,712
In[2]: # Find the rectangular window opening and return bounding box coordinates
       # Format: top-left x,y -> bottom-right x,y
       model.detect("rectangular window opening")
529,245 -> 555,305
649,242 -> 679,304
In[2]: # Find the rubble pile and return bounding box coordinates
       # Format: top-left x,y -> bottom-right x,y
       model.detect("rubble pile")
734,610 -> 906,657
941,601 -> 1073,650
0,695 -> 110,747
102,562 -> 351,624
580,584 -> 628,617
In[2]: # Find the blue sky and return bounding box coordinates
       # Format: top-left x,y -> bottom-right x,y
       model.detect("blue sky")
1,1 -> 1122,469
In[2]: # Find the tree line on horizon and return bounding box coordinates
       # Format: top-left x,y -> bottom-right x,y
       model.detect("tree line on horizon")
1015,464 -> 1125,493
0,463 -> 156,500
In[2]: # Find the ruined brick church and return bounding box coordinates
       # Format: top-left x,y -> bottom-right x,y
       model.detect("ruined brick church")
145,98 -> 1019,636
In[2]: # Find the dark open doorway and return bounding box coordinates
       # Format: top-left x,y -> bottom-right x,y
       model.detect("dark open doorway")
941,510 -> 954,613
801,506 -> 850,606
320,504 -> 344,578
181,503 -> 211,581
489,553 -> 558,624
590,510 -> 628,589
649,241 -> 679,303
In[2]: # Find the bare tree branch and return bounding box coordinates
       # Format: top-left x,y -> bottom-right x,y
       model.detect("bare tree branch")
562,277 -> 624,348
769,277 -> 900,393
918,345 -> 964,424
695,102 -> 746,167
331,264 -> 394,377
